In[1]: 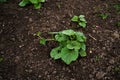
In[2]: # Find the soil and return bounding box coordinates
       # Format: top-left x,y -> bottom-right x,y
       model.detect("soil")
0,0 -> 120,80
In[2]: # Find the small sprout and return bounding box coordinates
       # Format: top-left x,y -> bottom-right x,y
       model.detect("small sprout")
40,38 -> 46,45
71,15 -> 87,28
0,57 -> 3,62
113,4 -> 120,11
117,22 -> 120,27
19,0 -> 45,9
98,13 -> 108,20
36,31 -> 41,37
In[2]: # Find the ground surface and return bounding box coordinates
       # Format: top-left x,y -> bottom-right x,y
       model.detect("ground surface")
0,0 -> 120,80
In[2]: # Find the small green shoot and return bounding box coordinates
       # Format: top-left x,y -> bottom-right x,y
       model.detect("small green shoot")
38,29 -> 87,65
71,15 -> 87,28
98,13 -> 108,20
19,0 -> 45,9
0,0 -> 7,3
117,22 -> 120,27
113,4 -> 120,11
0,57 -> 3,62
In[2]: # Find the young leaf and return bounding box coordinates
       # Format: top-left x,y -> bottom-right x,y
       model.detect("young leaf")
79,50 -> 87,57
81,43 -> 86,51
19,0 -> 30,7
79,15 -> 86,22
50,47 -> 61,60
40,0 -> 45,2
71,15 -> 79,22
29,0 -> 38,4
75,32 -> 86,42
40,38 -> 46,45
61,47 -> 79,65
67,41 -> 81,50
34,3 -> 41,9
36,31 -> 41,37
78,22 -> 86,28
62,29 -> 75,36
55,33 -> 67,42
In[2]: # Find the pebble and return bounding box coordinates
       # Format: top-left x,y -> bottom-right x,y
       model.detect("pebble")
112,31 -> 119,39
109,59 -> 115,64
96,71 -> 106,79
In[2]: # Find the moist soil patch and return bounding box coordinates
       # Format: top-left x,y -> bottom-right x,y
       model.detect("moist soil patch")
0,0 -> 120,80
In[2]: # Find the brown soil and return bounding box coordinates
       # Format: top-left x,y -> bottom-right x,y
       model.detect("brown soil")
0,0 -> 120,80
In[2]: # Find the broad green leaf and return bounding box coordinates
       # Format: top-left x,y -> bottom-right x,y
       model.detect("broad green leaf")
67,41 -> 81,49
34,3 -> 41,9
19,0 -> 30,7
62,29 -> 75,36
61,47 -> 79,65
40,38 -> 46,45
55,33 -> 67,42
39,0 -> 45,2
79,15 -> 85,18
30,0 -> 38,4
75,32 -> 86,42
78,22 -> 86,28
71,15 -> 79,22
81,43 -> 86,51
50,47 -> 61,60
79,50 -> 87,57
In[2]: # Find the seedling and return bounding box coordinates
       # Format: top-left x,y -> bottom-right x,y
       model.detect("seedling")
117,22 -> 120,27
98,13 -> 108,20
19,0 -> 45,9
71,15 -> 87,28
0,57 -> 3,62
0,0 -> 7,3
113,4 -> 120,11
38,29 -> 87,65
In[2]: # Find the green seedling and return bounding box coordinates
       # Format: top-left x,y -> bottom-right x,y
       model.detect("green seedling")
0,57 -> 3,62
71,15 -> 87,28
94,55 -> 101,62
117,22 -> 120,27
0,0 -> 7,3
98,13 -> 108,20
114,67 -> 120,73
38,29 -> 87,65
19,0 -> 45,9
113,4 -> 120,11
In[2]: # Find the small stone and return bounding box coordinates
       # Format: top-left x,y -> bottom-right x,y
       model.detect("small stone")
29,18 -> 33,22
96,71 -> 106,79
109,59 -> 115,64
112,31 -> 119,39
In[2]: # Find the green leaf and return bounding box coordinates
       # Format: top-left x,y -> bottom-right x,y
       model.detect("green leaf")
55,33 -> 67,42
50,47 -> 61,60
62,29 -> 75,36
78,22 -> 86,28
75,32 -> 86,42
79,15 -> 86,22
34,3 -> 41,9
79,50 -> 87,57
40,38 -> 46,45
0,0 -> 7,3
36,31 -> 41,37
0,57 -> 3,62
61,47 -> 79,65
39,0 -> 45,2
67,41 -> 81,49
71,15 -> 79,22
81,43 -> 86,51
29,0 -> 38,4
19,0 -> 30,7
